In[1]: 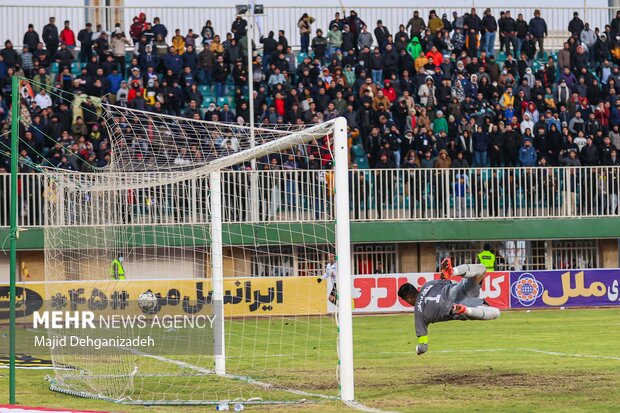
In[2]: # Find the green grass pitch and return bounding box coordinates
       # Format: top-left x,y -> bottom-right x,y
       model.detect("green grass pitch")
2,308 -> 620,412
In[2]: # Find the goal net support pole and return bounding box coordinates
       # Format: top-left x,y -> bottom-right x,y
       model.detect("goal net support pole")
333,117 -> 354,402
210,170 -> 226,375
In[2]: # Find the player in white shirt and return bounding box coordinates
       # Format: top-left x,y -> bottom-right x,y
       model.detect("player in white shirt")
317,253 -> 337,304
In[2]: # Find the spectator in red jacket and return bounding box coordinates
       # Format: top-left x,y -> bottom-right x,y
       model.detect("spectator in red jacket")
127,80 -> 144,103
274,92 -> 285,116
59,20 -> 76,51
382,80 -> 397,102
426,46 -> 443,68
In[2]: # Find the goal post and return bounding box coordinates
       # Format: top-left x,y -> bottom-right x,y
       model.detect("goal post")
210,170 -> 226,376
334,117 -> 355,402
206,116 -> 354,400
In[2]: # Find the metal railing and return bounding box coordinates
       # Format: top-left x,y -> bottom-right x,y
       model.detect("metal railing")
1,166 -> 619,227
0,5 -> 616,51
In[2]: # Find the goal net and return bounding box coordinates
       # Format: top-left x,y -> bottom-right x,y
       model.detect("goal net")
30,96 -> 353,405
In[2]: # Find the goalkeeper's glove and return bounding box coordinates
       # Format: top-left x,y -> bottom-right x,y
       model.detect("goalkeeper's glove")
416,335 -> 428,355
317,277 -> 323,283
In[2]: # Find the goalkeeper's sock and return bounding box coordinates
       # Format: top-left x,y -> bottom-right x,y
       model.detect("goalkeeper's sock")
453,264 -> 486,278
466,306 -> 500,320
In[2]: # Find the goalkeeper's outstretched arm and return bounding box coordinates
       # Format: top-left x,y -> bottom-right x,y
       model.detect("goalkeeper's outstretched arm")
397,283 -> 428,354
317,253 -> 336,283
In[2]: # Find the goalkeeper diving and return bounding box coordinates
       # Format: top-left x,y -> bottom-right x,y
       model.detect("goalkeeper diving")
398,258 -> 500,355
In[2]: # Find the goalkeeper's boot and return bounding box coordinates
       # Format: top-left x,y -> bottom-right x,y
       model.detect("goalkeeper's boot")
440,258 -> 454,279
451,304 -> 469,320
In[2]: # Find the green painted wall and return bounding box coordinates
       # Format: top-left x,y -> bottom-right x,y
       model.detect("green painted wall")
1,217 -> 619,250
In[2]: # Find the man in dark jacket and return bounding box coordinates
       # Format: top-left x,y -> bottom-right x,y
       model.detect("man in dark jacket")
260,31 -> 278,71
515,14 -> 528,56
212,55 -> 229,99
23,24 -> 40,52
77,23 -> 93,62
0,41 -> 18,68
499,10 -> 517,56
311,29 -> 328,62
53,42 -> 73,70
164,47 -> 183,76
528,9 -> 547,57
503,125 -> 521,167
382,44 -> 399,80
568,12 -> 584,37
345,10 -> 366,50
42,16 -> 59,54
374,20 -> 390,52
406,11 -> 426,38
489,127 -> 505,167
580,137 -> 599,165
481,8 -> 497,57
231,16 -> 247,41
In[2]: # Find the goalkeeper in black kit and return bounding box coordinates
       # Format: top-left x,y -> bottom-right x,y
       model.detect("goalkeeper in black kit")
398,258 -> 500,355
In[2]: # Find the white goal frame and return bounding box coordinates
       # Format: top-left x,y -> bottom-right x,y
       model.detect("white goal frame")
207,117 -> 354,401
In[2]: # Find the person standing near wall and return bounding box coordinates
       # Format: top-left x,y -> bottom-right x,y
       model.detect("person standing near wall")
477,243 -> 496,272
110,254 -> 126,280
297,13 -> 315,54
42,17 -> 59,55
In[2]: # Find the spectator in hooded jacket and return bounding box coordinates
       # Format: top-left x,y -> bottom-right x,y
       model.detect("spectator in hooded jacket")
519,138 -> 537,166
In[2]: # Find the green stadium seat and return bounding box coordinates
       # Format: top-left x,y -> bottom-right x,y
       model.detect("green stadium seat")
535,51 -> 548,62
51,62 -> 59,73
202,96 -> 214,107
71,62 -> 83,75
296,52 -> 307,64
217,97 -> 229,107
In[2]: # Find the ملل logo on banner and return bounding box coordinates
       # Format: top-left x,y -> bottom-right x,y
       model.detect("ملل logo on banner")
510,273 -> 544,306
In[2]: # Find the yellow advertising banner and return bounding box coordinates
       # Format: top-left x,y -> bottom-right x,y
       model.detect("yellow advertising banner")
0,277 -> 327,323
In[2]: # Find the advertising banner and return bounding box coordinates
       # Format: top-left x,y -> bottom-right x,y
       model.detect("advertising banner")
352,272 -> 510,313
0,277 -> 326,323
510,269 -> 620,308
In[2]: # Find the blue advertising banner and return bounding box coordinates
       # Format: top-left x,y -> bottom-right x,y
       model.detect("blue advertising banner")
510,269 -> 620,308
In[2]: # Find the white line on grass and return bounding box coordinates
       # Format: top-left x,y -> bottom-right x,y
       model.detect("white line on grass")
364,349 -> 510,355
344,400 -> 398,413
361,348 -> 620,361
517,348 -> 620,361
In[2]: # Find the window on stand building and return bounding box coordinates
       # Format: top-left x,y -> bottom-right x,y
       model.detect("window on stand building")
436,240 -> 599,271
352,244 -> 398,275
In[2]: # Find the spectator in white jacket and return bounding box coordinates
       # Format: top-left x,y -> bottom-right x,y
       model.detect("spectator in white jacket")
417,76 -> 436,107
34,89 -> 52,109
520,113 -> 534,135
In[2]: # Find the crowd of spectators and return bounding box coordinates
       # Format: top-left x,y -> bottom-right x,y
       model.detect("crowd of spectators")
0,7 -> 620,177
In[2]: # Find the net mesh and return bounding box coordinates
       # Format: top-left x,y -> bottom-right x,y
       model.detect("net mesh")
32,97 -> 343,404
